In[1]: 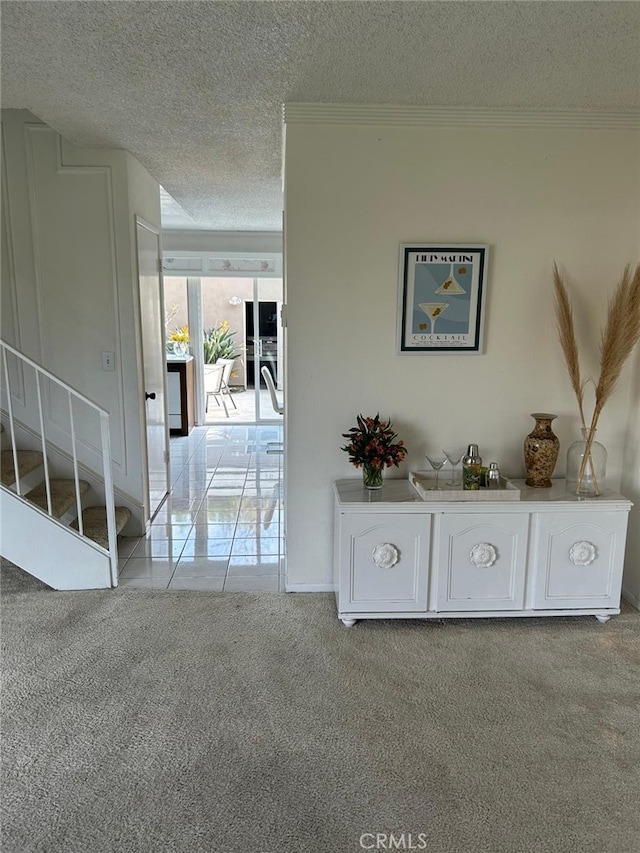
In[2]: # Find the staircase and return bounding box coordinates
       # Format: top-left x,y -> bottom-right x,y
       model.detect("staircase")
1,340 -> 131,590
1,441 -> 130,546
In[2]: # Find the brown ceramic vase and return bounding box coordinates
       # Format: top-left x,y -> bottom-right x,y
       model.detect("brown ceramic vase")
524,413 -> 560,488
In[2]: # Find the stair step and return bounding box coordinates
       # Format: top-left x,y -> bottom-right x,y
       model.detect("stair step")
1,449 -> 45,487
25,479 -> 90,518
71,506 -> 131,549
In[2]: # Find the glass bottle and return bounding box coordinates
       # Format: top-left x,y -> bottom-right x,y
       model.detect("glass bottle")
487,462 -> 501,489
462,444 -> 482,490
566,428 -> 607,497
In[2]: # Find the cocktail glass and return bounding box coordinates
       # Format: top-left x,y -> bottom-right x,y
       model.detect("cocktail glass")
435,263 -> 466,295
418,302 -> 449,336
443,447 -> 465,486
425,451 -> 447,490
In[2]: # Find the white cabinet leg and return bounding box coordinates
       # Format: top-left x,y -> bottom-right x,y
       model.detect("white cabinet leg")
595,613 -> 611,624
341,618 -> 357,628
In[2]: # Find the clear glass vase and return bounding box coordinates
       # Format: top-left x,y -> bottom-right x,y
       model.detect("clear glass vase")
362,462 -> 384,490
566,428 -> 607,497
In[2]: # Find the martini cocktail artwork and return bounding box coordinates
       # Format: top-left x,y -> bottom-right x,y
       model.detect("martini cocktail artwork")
397,244 -> 489,354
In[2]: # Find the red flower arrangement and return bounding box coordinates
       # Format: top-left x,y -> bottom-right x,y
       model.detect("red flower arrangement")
341,414 -> 408,470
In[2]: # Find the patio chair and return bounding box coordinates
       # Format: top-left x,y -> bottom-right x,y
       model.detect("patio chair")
204,364 -> 228,418
261,366 -> 283,415
261,365 -> 283,453
216,358 -> 237,410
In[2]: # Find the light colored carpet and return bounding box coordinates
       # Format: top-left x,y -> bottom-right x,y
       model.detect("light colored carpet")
1,560 -> 639,853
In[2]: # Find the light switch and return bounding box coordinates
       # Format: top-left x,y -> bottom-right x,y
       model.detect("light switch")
101,351 -> 115,371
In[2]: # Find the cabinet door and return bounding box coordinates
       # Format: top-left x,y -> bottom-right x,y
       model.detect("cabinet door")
532,512 -> 628,609
338,513 -> 429,612
436,513 -> 529,611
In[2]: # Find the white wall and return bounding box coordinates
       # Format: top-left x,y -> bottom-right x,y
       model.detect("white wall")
0,110 -> 162,527
621,347 -> 640,607
284,117 -> 640,588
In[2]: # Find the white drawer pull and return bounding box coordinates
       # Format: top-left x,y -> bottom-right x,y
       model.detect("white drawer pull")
469,542 -> 498,568
569,541 -> 597,566
371,543 -> 399,569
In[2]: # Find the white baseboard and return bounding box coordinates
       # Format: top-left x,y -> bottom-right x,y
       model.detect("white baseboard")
622,586 -> 640,611
285,583 -> 335,593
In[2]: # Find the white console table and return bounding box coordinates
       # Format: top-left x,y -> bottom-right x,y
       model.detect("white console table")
333,479 -> 631,627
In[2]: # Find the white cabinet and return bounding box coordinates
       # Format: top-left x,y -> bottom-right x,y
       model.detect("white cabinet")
333,479 -> 631,627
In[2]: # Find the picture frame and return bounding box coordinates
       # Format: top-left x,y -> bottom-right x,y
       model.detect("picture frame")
397,243 -> 489,354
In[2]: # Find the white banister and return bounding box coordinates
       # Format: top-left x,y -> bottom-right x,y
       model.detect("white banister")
0,340 -> 107,413
0,339 -> 118,586
35,371 -> 53,516
68,392 -> 84,537
100,412 -> 118,586
2,347 -> 22,496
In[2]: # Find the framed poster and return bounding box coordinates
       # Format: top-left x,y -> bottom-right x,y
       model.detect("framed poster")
397,243 -> 489,354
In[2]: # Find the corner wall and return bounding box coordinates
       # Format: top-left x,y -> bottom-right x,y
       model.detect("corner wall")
284,113 -> 640,588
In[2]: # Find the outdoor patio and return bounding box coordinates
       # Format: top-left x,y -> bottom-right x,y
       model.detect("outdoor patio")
203,386 -> 282,424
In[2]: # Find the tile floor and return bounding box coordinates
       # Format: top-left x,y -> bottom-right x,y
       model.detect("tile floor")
118,424 -> 284,592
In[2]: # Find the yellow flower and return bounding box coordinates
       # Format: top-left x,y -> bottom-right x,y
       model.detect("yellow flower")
168,325 -> 189,343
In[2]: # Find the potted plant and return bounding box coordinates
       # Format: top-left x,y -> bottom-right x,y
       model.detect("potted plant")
203,321 -> 240,364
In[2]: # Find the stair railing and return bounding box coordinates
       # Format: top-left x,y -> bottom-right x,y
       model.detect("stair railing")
0,339 -> 118,586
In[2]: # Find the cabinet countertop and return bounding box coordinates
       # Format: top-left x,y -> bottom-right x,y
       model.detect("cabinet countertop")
334,477 -> 631,507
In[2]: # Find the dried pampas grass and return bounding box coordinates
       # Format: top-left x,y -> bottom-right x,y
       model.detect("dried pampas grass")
553,262 -> 640,494
553,264 -> 586,430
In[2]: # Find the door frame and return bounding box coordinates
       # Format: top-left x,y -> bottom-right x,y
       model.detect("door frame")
135,216 -> 170,522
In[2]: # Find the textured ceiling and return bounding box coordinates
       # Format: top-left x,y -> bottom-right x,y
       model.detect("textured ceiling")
2,1 -> 639,231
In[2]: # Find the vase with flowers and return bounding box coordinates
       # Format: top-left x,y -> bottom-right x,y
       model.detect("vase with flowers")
553,262 -> 640,496
167,325 -> 190,357
341,414 -> 408,489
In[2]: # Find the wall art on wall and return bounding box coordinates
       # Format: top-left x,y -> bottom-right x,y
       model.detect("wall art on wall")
397,243 -> 489,354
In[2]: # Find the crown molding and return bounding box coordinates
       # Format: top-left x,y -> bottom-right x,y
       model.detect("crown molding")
283,103 -> 640,130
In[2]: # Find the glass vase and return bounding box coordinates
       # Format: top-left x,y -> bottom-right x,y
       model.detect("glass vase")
566,428 -> 607,497
362,463 -> 384,490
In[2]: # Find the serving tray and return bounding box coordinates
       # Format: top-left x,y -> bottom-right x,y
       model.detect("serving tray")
409,470 -> 521,502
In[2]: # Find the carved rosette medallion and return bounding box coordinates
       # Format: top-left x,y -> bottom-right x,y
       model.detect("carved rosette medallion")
469,542 -> 498,568
371,543 -> 399,569
569,541 -> 597,566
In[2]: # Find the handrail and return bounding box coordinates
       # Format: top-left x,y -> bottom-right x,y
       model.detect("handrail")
0,338 -> 118,587
0,340 -> 109,415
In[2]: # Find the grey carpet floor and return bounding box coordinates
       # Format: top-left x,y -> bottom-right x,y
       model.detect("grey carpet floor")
1,561 -> 639,853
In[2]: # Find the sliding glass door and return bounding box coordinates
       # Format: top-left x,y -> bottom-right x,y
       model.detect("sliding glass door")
245,278 -> 283,422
